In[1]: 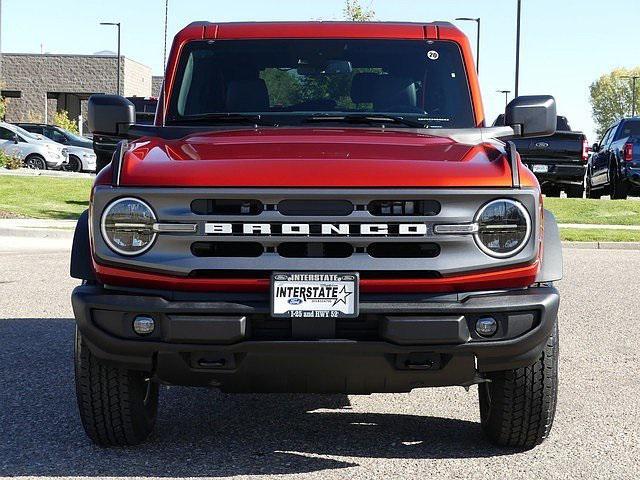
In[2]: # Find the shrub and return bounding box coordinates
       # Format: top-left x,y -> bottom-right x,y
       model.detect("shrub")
53,110 -> 79,134
0,97 -> 5,121
0,150 -> 23,169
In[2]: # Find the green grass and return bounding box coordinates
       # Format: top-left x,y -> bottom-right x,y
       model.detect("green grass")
0,176 -> 92,219
559,228 -> 640,242
544,197 -> 640,226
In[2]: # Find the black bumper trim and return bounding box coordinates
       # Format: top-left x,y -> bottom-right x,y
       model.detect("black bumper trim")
72,285 -> 559,392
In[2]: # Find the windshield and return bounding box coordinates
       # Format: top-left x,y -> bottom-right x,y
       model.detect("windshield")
13,125 -> 40,140
63,130 -> 90,143
167,39 -> 475,129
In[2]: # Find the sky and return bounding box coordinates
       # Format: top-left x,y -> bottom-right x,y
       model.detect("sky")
2,0 -> 639,141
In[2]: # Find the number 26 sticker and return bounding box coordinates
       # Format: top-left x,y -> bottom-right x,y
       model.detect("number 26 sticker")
427,50 -> 439,60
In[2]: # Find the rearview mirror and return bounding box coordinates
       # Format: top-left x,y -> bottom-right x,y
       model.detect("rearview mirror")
505,95 -> 556,138
88,94 -> 135,136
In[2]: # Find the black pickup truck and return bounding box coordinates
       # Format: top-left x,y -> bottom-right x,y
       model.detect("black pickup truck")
93,96 -> 158,172
586,117 -> 640,199
494,115 -> 588,197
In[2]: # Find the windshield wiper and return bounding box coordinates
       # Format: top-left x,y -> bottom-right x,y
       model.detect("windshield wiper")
304,113 -> 429,129
169,113 -> 278,126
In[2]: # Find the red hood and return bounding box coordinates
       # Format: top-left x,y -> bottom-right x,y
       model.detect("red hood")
119,128 -> 517,188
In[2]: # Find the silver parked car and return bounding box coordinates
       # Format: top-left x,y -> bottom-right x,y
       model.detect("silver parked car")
64,146 -> 97,173
0,122 -> 68,169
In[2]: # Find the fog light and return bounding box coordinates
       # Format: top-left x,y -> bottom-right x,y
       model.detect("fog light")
476,317 -> 498,337
133,316 -> 155,335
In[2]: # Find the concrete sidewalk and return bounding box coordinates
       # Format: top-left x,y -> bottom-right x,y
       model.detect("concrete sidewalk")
558,223 -> 640,230
0,219 -> 76,239
0,167 -> 95,179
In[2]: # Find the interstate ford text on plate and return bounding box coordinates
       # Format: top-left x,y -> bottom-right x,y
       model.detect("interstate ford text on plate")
271,273 -> 359,318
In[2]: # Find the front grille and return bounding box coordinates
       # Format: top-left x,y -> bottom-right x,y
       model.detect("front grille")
368,200 -> 441,216
191,199 -> 263,215
277,242 -> 354,258
367,242 -> 440,258
278,199 -> 353,216
191,241 -> 264,257
92,187 -> 540,277
247,315 -> 381,340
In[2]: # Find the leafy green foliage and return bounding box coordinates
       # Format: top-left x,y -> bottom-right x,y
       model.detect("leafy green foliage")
53,110 -> 79,134
344,0 -> 375,21
0,150 -> 22,170
0,97 -> 5,121
590,67 -> 640,138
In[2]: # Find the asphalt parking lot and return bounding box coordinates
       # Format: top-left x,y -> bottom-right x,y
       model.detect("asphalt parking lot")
1,242 -> 639,479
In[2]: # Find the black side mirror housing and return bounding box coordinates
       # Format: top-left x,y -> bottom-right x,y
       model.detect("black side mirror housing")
88,94 -> 135,136
592,143 -> 600,152
13,134 -> 19,144
505,95 -> 557,138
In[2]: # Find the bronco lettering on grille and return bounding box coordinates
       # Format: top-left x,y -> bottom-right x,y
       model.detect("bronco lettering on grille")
204,223 -> 430,236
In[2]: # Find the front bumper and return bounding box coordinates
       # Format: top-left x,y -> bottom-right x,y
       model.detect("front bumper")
72,284 -> 559,393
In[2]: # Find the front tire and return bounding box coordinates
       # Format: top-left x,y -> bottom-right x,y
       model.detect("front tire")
63,155 -> 83,172
479,322 -> 559,450
565,184 -> 584,198
542,185 -> 561,197
25,154 -> 47,170
74,327 -> 159,446
609,163 -> 628,200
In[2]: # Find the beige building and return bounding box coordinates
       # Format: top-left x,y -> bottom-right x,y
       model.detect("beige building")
1,53 -> 152,129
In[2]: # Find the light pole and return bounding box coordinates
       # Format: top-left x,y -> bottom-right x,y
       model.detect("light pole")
621,75 -> 639,117
455,17 -> 480,74
498,89 -> 511,108
515,0 -> 522,97
163,0 -> 169,70
100,22 -> 121,95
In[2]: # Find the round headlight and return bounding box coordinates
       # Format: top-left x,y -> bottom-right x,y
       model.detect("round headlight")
101,198 -> 156,256
474,199 -> 531,258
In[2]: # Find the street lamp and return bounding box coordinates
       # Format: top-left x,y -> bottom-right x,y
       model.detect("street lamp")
100,22 -> 121,95
515,0 -> 522,97
497,89 -> 511,108
455,17 -> 480,74
621,75 -> 639,117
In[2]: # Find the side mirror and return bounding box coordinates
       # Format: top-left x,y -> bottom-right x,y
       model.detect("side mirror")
13,134 -> 19,144
592,143 -> 600,152
88,94 -> 135,136
505,95 -> 557,138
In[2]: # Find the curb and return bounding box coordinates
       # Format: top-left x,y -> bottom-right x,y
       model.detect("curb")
561,241 -> 640,250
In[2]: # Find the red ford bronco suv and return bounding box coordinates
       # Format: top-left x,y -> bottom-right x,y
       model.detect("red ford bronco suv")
71,21 -> 562,449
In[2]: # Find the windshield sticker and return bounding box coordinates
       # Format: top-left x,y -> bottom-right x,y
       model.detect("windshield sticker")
427,50 -> 439,60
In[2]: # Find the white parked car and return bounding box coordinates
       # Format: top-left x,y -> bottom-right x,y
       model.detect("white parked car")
0,122 -> 68,169
64,146 -> 97,173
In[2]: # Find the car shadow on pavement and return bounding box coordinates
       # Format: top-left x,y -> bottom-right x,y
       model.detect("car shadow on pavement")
0,318 -> 513,477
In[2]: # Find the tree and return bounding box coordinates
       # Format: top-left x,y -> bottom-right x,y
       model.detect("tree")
344,0 -> 375,21
590,67 -> 640,138
53,110 -> 79,134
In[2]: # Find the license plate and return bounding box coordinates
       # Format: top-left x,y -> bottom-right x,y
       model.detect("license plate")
532,164 -> 549,173
271,273 -> 359,318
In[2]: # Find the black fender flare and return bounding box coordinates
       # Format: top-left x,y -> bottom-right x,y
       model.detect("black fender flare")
70,209 -> 96,282
535,209 -> 563,283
